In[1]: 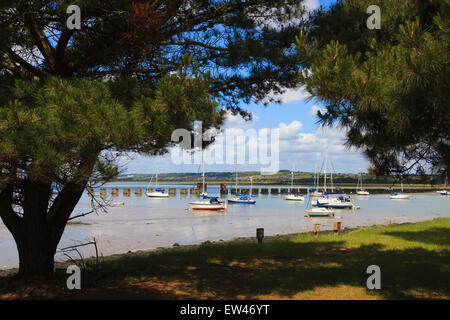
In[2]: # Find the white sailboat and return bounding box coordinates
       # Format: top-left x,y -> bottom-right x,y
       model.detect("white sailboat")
311,166 -> 323,197
285,168 -> 304,201
305,207 -> 336,217
356,173 -> 370,195
228,166 -> 256,204
437,175 -> 449,195
389,177 -> 411,199
146,172 -> 169,198
189,150 -> 226,211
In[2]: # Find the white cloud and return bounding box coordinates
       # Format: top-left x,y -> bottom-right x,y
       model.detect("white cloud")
278,121 -> 303,139
267,86 -> 311,104
308,104 -> 327,116
303,0 -> 320,12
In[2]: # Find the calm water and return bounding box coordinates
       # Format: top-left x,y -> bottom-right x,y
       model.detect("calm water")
0,183 -> 449,269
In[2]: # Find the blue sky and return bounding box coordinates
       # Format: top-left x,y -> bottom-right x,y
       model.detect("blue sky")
122,0 -> 370,175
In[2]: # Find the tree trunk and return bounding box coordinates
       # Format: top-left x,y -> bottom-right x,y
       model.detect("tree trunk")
17,235 -> 56,280
16,214 -> 58,280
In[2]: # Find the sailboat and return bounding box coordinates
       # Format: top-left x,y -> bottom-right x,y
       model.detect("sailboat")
189,150 -> 226,211
437,175 -> 449,195
146,172 -> 169,198
305,188 -> 335,217
310,166 -> 323,197
285,169 -> 304,201
389,177 -> 411,199
228,167 -> 256,204
314,152 -> 354,208
356,173 -> 370,195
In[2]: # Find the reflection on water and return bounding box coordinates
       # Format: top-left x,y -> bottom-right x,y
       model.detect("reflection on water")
0,183 -> 449,269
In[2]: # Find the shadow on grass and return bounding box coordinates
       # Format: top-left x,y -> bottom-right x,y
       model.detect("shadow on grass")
52,239 -> 449,299
383,227 -> 450,246
1,234 -> 448,300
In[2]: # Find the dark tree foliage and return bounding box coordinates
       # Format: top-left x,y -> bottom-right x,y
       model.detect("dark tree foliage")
0,0 -> 308,278
296,0 -> 449,178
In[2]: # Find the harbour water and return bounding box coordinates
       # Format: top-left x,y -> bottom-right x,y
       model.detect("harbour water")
0,183 -> 449,269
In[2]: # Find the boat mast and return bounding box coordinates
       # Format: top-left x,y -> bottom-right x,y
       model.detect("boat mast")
315,166 -> 319,192
235,164 -> 238,194
291,168 -> 294,190
250,176 -> 253,196
330,160 -> 334,192
324,151 -> 327,193
202,148 -> 205,194
312,168 -> 316,193
361,173 -> 364,191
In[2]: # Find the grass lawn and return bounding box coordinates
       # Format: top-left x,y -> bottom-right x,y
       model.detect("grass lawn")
1,218 -> 449,300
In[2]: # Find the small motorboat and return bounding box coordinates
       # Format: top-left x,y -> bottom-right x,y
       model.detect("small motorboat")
189,197 -> 227,211
228,194 -> 256,204
356,190 -> 370,195
112,201 -> 125,207
285,193 -> 305,201
305,207 -> 336,217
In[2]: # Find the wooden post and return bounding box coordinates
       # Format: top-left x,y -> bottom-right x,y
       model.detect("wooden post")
333,221 -> 341,235
256,228 -> 264,244
135,188 -> 142,196
313,223 -> 320,237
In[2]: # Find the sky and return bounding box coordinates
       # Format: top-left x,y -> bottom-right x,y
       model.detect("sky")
121,0 -> 370,175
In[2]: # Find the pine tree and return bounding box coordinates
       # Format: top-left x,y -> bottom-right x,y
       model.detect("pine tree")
296,0 -> 449,177
0,0 -> 307,279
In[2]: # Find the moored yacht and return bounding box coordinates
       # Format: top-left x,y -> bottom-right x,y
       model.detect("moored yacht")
146,172 -> 169,198
285,169 -> 304,201
389,177 -> 411,199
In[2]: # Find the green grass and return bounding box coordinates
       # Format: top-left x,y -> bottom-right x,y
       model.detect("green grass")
1,218 -> 449,300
